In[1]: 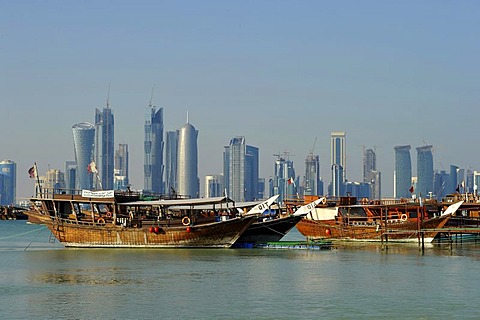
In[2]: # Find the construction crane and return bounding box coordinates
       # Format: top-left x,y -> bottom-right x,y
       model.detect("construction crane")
310,137 -> 317,154
273,151 -> 295,161
149,85 -> 155,108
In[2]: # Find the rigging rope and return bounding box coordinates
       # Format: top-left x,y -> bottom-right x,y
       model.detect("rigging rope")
0,225 -> 47,240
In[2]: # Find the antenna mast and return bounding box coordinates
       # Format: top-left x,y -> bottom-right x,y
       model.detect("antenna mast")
149,85 -> 155,108
310,137 -> 317,154
106,83 -> 111,108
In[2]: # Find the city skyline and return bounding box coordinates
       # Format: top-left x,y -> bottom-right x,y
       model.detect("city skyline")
2,1 -> 480,200
1,119 -> 479,203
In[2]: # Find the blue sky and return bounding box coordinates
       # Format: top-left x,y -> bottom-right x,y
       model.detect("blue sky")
2,1 -> 479,200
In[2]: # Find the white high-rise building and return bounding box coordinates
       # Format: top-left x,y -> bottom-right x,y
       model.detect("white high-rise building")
331,131 -> 346,196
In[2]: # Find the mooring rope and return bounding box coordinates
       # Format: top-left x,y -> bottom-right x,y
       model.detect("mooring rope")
0,225 -> 47,241
24,226 -> 47,251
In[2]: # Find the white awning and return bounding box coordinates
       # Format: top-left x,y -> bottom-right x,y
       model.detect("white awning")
119,196 -> 235,208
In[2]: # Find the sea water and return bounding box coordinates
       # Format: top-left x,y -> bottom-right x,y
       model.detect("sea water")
1,220 -> 480,319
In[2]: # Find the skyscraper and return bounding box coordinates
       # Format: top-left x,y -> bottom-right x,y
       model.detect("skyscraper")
65,161 -> 77,194
72,122 -> 95,190
257,178 -> 265,200
394,145 -> 412,198
304,153 -> 322,196
95,106 -> 114,190
177,118 -> 199,198
114,143 -> 129,190
331,132 -> 346,178
144,106 -> 164,194
434,170 -> 448,199
115,144 -> 129,178
363,148 -> 381,199
416,145 -> 434,197
44,169 -> 65,192
474,171 -> 480,196
205,174 -> 224,198
272,155 -> 295,204
223,137 -> 259,202
224,137 -> 244,202
448,165 -> 459,194
331,164 -> 344,197
245,145 -> 259,201
165,130 -> 178,196
331,132 -> 346,197
363,148 -> 376,182
0,160 -> 16,205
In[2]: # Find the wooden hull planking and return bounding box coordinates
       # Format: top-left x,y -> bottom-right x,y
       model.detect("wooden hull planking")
296,215 -> 451,243
29,211 -> 256,248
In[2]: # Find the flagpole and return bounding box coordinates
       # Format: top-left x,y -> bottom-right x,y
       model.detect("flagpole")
34,162 -> 42,198
96,172 -> 103,190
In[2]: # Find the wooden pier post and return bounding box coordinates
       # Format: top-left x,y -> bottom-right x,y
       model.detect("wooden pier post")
421,231 -> 425,254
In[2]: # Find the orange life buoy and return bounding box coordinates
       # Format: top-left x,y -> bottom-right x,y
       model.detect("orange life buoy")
97,218 -> 105,225
182,216 -> 191,226
106,212 -> 112,218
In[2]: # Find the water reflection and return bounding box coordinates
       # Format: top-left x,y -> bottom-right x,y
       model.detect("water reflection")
3,221 -> 480,319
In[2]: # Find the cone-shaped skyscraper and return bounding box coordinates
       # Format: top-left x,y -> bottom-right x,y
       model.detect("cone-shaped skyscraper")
177,114 -> 199,198
72,122 -> 95,190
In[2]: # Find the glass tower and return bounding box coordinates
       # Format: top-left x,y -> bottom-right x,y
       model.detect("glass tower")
224,137 -> 245,202
304,153 -> 322,196
72,122 -> 95,190
144,106 -> 164,194
272,156 -> 295,204
363,148 -> 381,199
64,161 -> 77,194
331,132 -> 346,196
165,130 -> 178,196
0,160 -> 16,205
394,145 -> 412,198
245,145 -> 259,201
95,106 -> 114,190
416,145 -> 434,197
114,143 -> 129,190
223,137 -> 259,202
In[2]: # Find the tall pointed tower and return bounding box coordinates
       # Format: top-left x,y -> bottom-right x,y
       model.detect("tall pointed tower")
144,104 -> 164,194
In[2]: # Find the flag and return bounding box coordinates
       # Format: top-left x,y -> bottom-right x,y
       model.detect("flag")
87,161 -> 98,174
409,186 -> 414,193
288,177 -> 294,185
455,185 -> 460,192
28,166 -> 36,178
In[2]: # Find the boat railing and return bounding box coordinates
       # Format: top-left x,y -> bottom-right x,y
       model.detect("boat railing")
33,187 -> 192,202
443,193 -> 480,204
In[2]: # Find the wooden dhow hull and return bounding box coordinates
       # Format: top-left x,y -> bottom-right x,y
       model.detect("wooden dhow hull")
296,215 -> 451,243
27,211 -> 256,248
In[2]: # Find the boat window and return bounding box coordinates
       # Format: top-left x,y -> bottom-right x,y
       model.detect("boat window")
350,207 -> 367,217
57,202 -> 72,216
97,204 -> 110,214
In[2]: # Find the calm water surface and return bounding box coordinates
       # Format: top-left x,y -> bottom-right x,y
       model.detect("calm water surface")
1,220 -> 480,319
